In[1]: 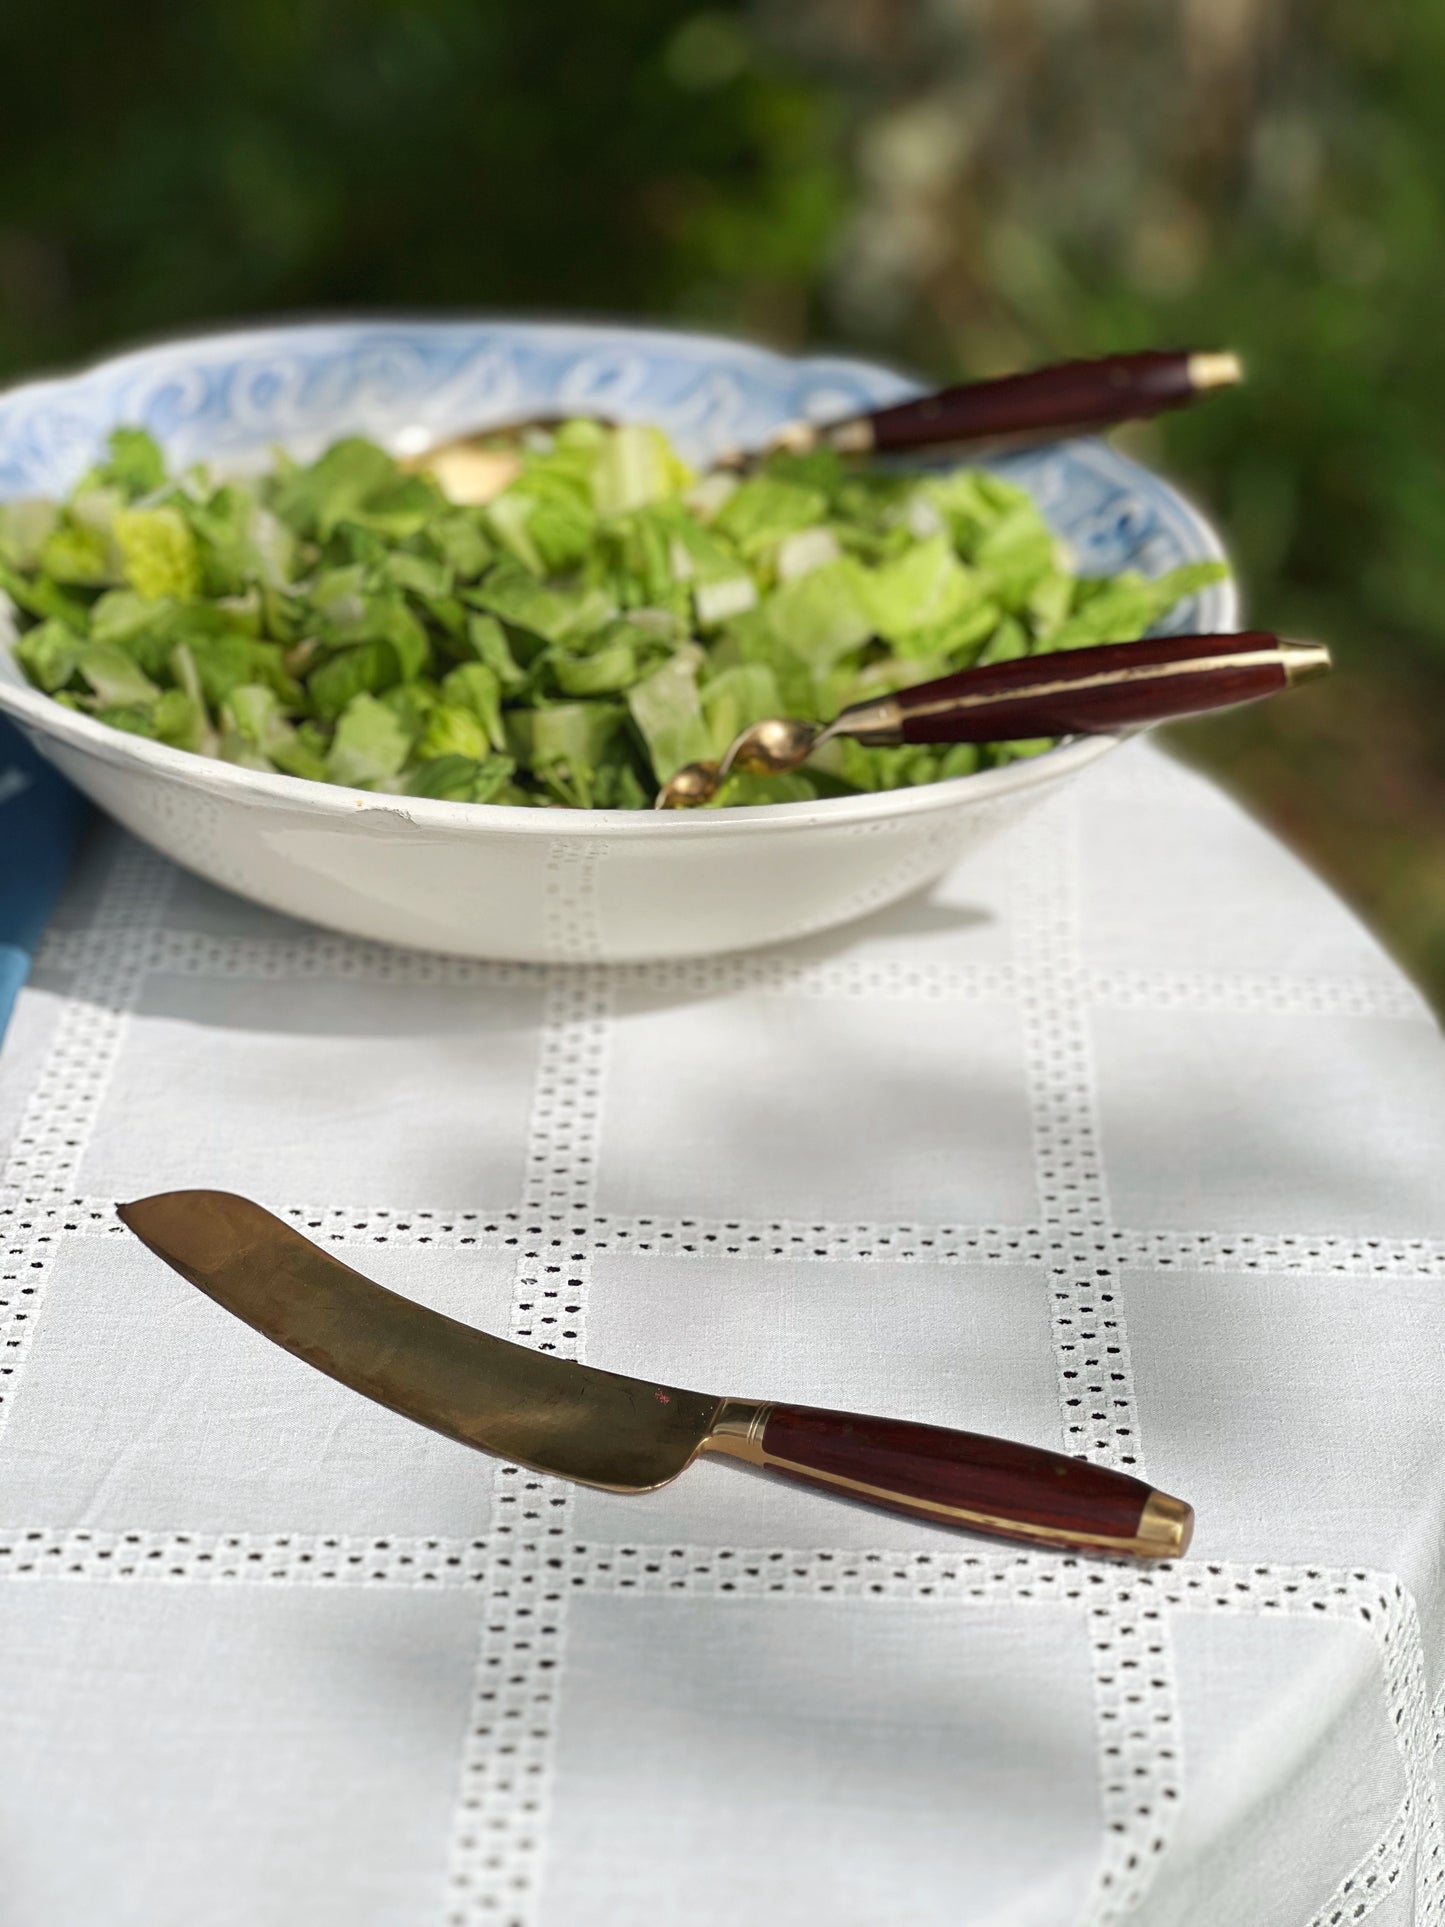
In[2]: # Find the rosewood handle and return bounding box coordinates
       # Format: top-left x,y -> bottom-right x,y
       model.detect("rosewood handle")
835,632 -> 1329,747
704,1400 -> 1192,1557
840,350 -> 1240,455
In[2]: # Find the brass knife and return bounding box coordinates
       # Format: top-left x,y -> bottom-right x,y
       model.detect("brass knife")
118,1190 -> 1193,1559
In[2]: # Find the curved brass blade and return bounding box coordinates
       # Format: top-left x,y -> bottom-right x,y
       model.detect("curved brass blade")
117,1191 -> 721,1492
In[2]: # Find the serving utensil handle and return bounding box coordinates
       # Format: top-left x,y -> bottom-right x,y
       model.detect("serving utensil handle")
704,1400 -> 1191,1557
834,632 -> 1329,747
832,350 -> 1240,455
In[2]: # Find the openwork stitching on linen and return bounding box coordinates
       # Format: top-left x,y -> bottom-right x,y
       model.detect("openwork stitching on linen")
584,1213 -> 1047,1265
3,1528 -> 1440,1914
0,842 -> 173,1443
1109,1230 -> 1445,1278
1305,1793 -> 1414,1927
282,1204 -> 524,1250
1013,799 -> 1183,1923
34,925 -> 545,988
35,924 -> 1019,1005
33,922 -> 1431,1022
32,1194 -> 1445,1281
443,964 -> 612,1927
0,1527 -> 494,1587
1087,966 -> 1428,1022
1165,1563 -> 1444,1919
4,1519 -> 1445,1922
0,1532 -> 1422,1611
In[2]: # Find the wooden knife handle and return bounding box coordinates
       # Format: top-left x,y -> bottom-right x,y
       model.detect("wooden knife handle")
705,1400 -> 1191,1558
844,350 -> 1238,455
834,631 -> 1327,747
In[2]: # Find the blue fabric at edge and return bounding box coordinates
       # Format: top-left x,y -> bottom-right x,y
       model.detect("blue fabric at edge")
0,716 -> 90,1045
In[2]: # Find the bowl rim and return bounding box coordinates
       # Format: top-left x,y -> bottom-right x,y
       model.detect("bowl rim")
0,314 -> 1237,840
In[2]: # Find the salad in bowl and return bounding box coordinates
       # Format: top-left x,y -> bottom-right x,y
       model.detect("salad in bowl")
0,318 -> 1234,960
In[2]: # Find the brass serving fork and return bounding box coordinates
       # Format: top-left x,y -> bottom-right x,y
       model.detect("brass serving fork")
655,630 -> 1331,808
412,349 -> 1242,503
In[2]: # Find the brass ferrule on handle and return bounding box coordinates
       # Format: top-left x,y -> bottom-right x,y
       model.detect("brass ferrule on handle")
751,417 -> 876,462
704,1398 -> 774,1459
819,418 -> 877,456
829,695 -> 906,747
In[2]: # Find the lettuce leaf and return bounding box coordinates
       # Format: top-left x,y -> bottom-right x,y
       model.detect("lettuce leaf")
504,701 -> 627,807
859,535 -> 985,644
77,640 -> 161,708
14,617 -> 83,692
0,499 -> 59,570
1053,562 -> 1227,649
625,644 -> 711,780
407,753 -> 520,802
591,424 -> 693,517
763,558 -> 874,670
438,662 -> 505,751
713,475 -> 828,555
700,661 -> 784,760
114,507 -> 202,601
271,437 -> 439,542
97,426 -> 168,498
326,692 -> 414,788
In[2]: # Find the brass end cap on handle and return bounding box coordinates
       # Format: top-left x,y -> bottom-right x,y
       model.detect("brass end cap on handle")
1134,1491 -> 1194,1560
1186,350 -> 1245,391
1279,640 -> 1333,686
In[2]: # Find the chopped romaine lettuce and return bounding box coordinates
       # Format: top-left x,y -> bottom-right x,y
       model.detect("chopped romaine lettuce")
591,424 -> 693,517
626,643 -> 711,780
14,616 -> 84,692
764,559 -> 874,669
113,506 -> 202,601
325,692 -> 413,788
3,422 -> 1226,807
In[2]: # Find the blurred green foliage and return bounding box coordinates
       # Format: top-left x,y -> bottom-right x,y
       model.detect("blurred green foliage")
1,1 -> 1439,677
1,0 -> 1441,984
0,1 -> 843,361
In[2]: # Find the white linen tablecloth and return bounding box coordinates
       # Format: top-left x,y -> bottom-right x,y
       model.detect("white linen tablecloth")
3,739 -> 1444,1927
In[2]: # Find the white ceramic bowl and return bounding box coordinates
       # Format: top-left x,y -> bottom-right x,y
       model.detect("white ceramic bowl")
0,319 -> 1235,962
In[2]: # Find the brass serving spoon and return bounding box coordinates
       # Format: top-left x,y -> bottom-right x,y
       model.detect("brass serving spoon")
655,630 -> 1331,808
409,349 -> 1242,504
